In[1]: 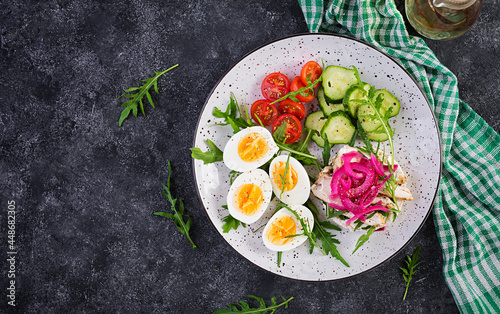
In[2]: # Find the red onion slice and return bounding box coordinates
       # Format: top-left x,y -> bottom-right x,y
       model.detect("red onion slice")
371,153 -> 385,176
346,205 -> 390,226
342,151 -> 365,179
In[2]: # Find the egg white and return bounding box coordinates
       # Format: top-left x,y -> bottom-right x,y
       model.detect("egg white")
223,126 -> 279,172
269,155 -> 311,205
262,205 -> 314,252
226,169 -> 273,224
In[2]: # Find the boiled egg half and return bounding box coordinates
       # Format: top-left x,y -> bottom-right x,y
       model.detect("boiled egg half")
223,126 -> 278,172
269,155 -> 310,205
226,169 -> 273,224
262,205 -> 314,252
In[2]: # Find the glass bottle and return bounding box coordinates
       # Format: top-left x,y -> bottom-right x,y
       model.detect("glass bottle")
405,0 -> 483,40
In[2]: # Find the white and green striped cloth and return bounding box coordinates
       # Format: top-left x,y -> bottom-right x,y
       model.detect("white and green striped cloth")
298,0 -> 500,312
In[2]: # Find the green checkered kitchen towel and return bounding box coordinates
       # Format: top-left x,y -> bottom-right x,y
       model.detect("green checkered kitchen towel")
298,0 -> 500,312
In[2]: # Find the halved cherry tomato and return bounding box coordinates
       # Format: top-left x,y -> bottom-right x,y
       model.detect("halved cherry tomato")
272,113 -> 302,144
300,61 -> 323,87
261,72 -> 290,101
278,98 -> 306,120
290,76 -> 314,102
250,99 -> 278,126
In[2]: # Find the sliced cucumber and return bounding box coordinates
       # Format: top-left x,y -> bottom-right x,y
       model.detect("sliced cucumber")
343,85 -> 369,118
372,89 -> 400,117
357,104 -> 387,132
321,65 -> 358,103
367,125 -> 390,142
320,111 -> 356,145
317,86 -> 344,116
305,110 -> 327,147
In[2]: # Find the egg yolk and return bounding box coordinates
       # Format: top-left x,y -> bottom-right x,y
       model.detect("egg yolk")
237,132 -> 269,162
272,161 -> 298,192
234,183 -> 264,216
266,216 -> 296,246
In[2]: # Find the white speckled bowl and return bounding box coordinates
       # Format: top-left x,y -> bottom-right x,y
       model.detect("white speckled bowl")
192,34 -> 441,281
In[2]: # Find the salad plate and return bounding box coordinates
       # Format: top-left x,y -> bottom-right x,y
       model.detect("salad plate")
192,33 -> 441,281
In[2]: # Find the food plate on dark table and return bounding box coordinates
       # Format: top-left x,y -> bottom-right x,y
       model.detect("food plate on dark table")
192,33 -> 441,281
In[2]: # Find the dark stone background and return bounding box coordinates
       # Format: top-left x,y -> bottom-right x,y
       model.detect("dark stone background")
1,0 -> 498,313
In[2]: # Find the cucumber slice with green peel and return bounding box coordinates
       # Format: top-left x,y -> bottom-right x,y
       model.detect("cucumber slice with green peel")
357,104 -> 387,132
372,89 -> 400,117
317,86 -> 345,116
305,110 -> 328,147
367,125 -> 390,142
321,65 -> 358,103
320,111 -> 356,145
343,85 -> 369,118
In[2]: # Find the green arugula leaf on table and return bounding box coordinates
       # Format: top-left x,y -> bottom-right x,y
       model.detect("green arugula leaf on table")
190,139 -> 223,164
212,295 -> 294,314
401,246 -> 423,300
154,161 -> 197,249
118,64 -> 179,126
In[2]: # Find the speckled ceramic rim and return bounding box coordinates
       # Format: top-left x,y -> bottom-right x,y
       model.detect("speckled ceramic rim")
192,33 -> 442,282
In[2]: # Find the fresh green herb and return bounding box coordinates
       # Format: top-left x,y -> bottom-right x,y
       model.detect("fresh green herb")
278,202 -> 325,256
212,295 -> 294,314
118,64 -> 179,126
279,154 -> 291,198
272,121 -> 288,144
229,170 -> 240,185
270,75 -> 322,105
252,224 -> 265,234
351,66 -> 401,215
327,209 -> 346,219
154,160 -> 196,249
352,226 -> 375,254
190,139 -> 223,164
222,213 -> 246,233
213,92 -> 254,133
352,220 -> 364,232
305,200 -> 350,267
401,246 -> 422,300
276,128 -> 319,165
318,219 -> 341,230
321,133 -> 332,168
277,251 -> 282,268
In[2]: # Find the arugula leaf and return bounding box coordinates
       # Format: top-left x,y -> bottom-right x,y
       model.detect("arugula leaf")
269,75 -> 323,105
229,170 -> 240,185
154,161 -> 197,249
279,154 -> 291,198
118,64 -> 179,126
352,226 -> 375,254
351,66 -> 401,215
213,92 -> 254,133
319,220 -> 341,231
321,133 -> 332,168
401,246 -> 422,300
276,128 -> 319,166
222,214 -> 246,233
190,139 -> 223,164
278,202 -> 325,255
212,295 -> 294,314
272,121 -> 288,144
305,200 -> 349,267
